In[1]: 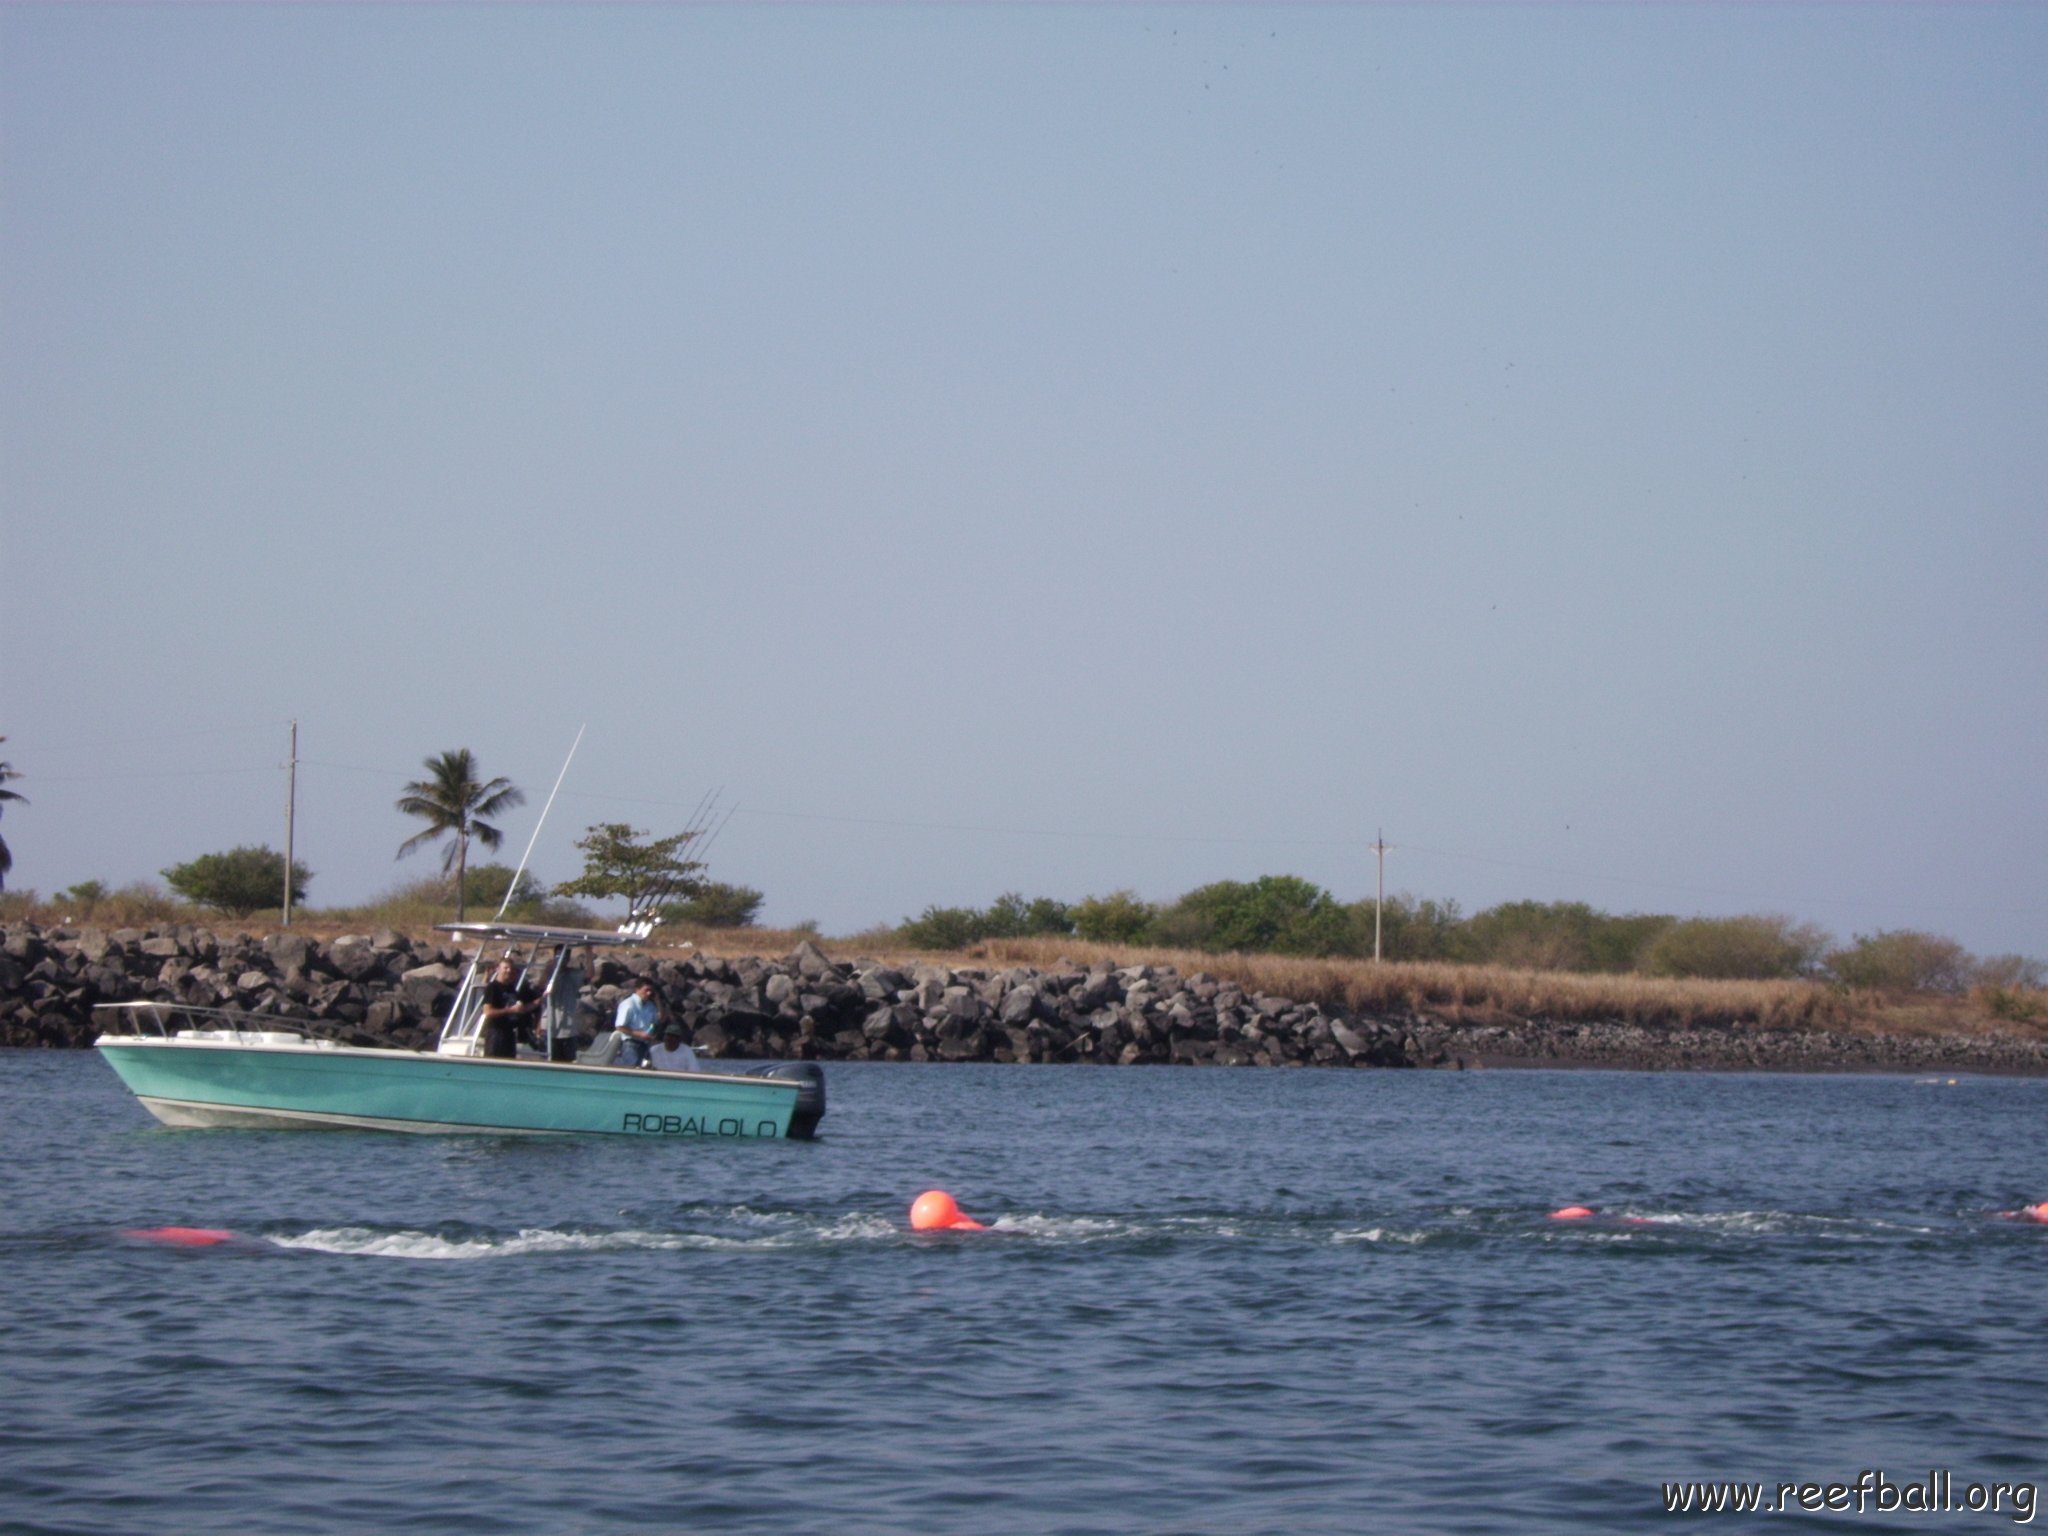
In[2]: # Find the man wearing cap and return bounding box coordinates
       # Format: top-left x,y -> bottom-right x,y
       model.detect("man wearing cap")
647,1021 -> 700,1073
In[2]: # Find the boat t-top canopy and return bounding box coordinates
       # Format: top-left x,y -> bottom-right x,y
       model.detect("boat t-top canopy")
432,919 -> 685,1057
434,921 -> 654,949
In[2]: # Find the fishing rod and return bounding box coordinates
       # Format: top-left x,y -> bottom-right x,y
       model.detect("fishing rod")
691,802 -> 738,866
497,725 -> 585,922
629,788 -> 733,925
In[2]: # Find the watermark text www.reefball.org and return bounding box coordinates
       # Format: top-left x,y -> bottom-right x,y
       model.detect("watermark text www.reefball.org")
1661,1469 -> 2036,1522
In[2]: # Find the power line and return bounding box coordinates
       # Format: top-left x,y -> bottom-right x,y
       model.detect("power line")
29,766 -> 276,784
725,802 -> 1331,847
27,739 -> 2043,926
22,725 -> 282,755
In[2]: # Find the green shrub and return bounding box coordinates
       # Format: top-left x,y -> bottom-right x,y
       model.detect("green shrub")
1587,912 -> 1679,973
1152,875 -> 1349,956
897,904 -> 986,950
1458,901 -> 1679,973
1072,890 -> 1157,944
371,865 -> 547,919
1974,954 -> 2046,990
896,892 -> 1075,948
982,893 -> 1075,938
458,864 -> 546,916
1976,985 -> 2046,1024
1827,930 -> 1976,995
1460,900 -> 1600,971
162,846 -> 311,918
1343,893 -> 1466,962
1644,914 -> 1829,981
661,881 -> 766,929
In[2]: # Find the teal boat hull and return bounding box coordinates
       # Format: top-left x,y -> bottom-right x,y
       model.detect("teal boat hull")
95,1038 -> 801,1139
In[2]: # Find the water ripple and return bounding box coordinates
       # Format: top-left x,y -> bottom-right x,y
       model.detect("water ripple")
6,1055 -> 2047,1533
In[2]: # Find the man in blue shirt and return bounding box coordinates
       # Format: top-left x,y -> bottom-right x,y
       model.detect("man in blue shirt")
614,977 -> 662,1067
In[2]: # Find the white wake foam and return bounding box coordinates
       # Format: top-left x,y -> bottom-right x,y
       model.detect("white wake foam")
1332,1226 -> 1429,1245
270,1212 -> 901,1260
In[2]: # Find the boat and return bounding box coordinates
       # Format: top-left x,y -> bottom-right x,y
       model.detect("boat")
93,920 -> 825,1140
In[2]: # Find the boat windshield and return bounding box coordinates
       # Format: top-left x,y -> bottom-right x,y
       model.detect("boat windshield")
93,1001 -> 310,1043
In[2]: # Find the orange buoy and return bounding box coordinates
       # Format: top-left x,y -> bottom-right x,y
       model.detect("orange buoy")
2021,1203 -> 2048,1225
910,1189 -> 986,1231
125,1226 -> 235,1246
1548,1206 -> 1596,1221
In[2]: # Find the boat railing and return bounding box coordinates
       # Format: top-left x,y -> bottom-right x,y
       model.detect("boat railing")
92,1000 -> 315,1045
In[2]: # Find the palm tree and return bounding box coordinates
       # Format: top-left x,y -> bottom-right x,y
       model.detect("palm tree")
0,740 -> 22,893
395,749 -> 525,921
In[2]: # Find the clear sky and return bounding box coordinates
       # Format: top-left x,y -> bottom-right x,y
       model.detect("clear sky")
3,3 -> 2043,959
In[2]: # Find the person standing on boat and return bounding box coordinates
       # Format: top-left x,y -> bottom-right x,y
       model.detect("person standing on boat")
480,958 -> 542,1059
648,1022 -> 700,1073
614,977 -> 663,1068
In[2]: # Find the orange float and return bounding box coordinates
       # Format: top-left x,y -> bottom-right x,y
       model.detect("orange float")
909,1189 -> 986,1231
124,1226 -> 236,1246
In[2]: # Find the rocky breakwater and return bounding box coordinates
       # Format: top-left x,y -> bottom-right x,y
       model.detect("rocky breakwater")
0,923 -> 473,1051
687,941 -> 1419,1068
7,923 -> 2044,1075
0,924 -> 1417,1067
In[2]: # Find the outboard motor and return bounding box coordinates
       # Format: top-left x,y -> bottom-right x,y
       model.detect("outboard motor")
747,1062 -> 826,1140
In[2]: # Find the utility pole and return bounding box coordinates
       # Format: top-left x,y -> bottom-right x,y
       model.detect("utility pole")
283,719 -> 298,926
1368,829 -> 1390,962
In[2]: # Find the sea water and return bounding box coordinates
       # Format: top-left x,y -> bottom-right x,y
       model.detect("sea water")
2,1052 -> 2043,1534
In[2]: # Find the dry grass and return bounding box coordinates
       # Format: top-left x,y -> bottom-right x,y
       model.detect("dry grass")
1,883 -> 185,929
952,936 -> 1851,1031
954,936 -> 2046,1040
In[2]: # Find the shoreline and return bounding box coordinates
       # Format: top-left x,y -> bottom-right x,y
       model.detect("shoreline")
1411,1027 -> 2048,1078
5,921 -> 2044,1077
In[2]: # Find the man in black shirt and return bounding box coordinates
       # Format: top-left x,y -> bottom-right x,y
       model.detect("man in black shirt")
479,958 -> 541,1059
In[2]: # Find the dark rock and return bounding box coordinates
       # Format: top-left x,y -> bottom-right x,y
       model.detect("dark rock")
858,967 -> 907,1001
1073,970 -> 1120,1010
719,1009 -> 781,1042
862,1006 -> 910,1049
329,941 -> 385,982
936,1021 -> 985,1061
786,939 -> 838,980
939,986 -> 985,1023
265,932 -> 318,977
